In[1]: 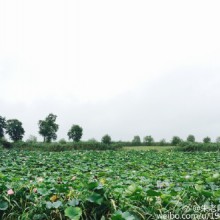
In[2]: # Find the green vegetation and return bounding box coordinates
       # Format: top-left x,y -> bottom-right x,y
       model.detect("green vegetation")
0,149 -> 220,219
1,113 -> 220,219
7,141 -> 121,151
38,113 -> 59,142
68,125 -> 83,142
131,136 -> 141,145
6,119 -> 25,142
171,136 -> 182,146
143,135 -> 154,146
178,142 -> 220,152
186,134 -> 195,143
123,146 -> 174,151
203,136 -> 211,144
101,135 -> 111,145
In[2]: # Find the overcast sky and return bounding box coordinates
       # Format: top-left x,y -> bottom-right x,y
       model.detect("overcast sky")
1,0 -> 220,142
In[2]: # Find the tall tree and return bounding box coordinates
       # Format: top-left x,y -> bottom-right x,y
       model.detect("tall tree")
143,135 -> 154,146
0,116 -> 6,138
68,125 -> 83,142
6,119 -> 25,142
38,113 -> 59,142
132,136 -> 141,145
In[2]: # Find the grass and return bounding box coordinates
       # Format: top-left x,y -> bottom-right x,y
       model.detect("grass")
123,146 -> 175,151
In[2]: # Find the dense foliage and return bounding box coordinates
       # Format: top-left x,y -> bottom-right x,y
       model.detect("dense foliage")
178,142 -> 220,152
143,136 -> 154,146
39,114 -> 59,142
186,135 -> 195,143
101,135 -> 111,145
0,150 -> 220,219
131,136 -> 141,145
6,119 -> 25,142
203,136 -> 211,144
171,136 -> 182,146
8,141 -> 122,151
68,125 -> 83,142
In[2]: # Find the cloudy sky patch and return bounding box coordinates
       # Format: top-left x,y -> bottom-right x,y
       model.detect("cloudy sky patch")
1,0 -> 220,141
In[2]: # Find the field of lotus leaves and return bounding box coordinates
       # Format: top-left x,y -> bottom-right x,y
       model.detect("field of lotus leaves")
0,149 -> 220,219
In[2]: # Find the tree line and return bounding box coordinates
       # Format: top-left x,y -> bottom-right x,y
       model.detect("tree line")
0,113 -> 219,146
0,114 -> 111,144
131,135 -> 217,146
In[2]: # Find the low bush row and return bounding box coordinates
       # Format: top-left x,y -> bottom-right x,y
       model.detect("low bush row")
0,139 -> 122,151
177,142 -> 220,151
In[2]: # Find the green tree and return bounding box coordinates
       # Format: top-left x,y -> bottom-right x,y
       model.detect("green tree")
38,113 -> 59,142
187,135 -> 195,143
143,135 -> 154,146
132,136 -> 141,145
6,119 -> 25,142
203,136 -> 211,144
0,116 -> 6,138
171,136 -> 182,146
101,134 -> 111,145
67,125 -> 83,142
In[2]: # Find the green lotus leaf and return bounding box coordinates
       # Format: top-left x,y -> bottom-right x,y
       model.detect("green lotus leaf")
64,207 -> 82,220
87,193 -> 104,205
0,200 -> 8,211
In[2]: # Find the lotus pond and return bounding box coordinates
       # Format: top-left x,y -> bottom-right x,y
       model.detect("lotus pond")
0,149 -> 220,219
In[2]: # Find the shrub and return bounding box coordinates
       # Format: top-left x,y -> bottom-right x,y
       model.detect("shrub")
177,142 -> 220,152
26,135 -> 37,143
186,135 -> 195,143
59,138 -> 67,144
203,136 -> 211,143
101,135 -> 111,145
171,136 -> 182,146
9,141 -> 122,152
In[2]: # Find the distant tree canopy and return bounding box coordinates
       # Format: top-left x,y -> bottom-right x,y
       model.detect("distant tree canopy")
203,136 -> 211,144
171,136 -> 182,146
0,116 -> 6,138
187,135 -> 195,143
38,113 -> 59,142
102,134 -> 111,145
6,119 -> 25,142
132,136 -> 141,145
68,125 -> 83,142
143,135 -> 154,146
